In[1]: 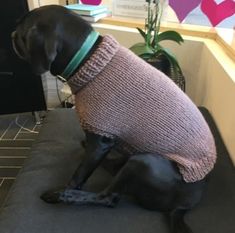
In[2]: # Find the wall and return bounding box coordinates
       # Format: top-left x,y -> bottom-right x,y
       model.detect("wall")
197,40 -> 235,164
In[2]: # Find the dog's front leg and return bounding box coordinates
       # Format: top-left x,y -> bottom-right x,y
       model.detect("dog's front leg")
68,132 -> 115,189
41,132 -> 114,204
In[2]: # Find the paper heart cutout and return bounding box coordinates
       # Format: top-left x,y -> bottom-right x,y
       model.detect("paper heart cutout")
201,0 -> 235,27
169,0 -> 202,22
80,0 -> 102,5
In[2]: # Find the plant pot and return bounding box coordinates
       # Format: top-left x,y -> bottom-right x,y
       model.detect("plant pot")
146,54 -> 171,76
146,55 -> 185,92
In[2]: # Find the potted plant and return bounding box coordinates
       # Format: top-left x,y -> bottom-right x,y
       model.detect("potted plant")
129,0 -> 185,91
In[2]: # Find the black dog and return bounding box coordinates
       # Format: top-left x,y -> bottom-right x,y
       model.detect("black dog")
12,5 -> 215,233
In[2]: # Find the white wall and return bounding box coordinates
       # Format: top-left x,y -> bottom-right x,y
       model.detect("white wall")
196,40 -> 235,164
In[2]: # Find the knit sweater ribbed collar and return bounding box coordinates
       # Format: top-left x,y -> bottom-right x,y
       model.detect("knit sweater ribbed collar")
67,35 -> 120,94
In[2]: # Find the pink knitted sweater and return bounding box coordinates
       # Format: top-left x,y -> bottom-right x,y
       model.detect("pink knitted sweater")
68,35 -> 216,183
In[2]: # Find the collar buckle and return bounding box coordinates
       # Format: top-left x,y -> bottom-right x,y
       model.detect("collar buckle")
56,75 -> 67,83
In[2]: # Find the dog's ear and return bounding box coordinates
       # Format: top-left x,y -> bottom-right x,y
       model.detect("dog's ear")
25,25 -> 58,74
12,31 -> 28,60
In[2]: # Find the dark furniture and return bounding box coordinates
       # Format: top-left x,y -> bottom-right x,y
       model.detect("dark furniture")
0,108 -> 234,233
0,0 -> 46,115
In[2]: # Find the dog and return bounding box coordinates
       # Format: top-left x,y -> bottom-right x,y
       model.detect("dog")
12,5 -> 216,233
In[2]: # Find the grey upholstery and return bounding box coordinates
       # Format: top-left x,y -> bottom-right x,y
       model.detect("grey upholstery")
0,108 -> 234,233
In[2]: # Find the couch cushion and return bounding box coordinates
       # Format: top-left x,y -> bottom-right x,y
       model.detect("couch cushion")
0,108 -> 234,233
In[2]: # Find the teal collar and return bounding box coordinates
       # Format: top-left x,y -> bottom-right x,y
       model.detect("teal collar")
60,31 -> 100,80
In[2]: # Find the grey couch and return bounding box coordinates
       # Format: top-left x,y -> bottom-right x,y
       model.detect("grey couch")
0,109 -> 234,233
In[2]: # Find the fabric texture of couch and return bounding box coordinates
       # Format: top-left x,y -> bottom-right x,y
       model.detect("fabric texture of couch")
0,108 -> 234,233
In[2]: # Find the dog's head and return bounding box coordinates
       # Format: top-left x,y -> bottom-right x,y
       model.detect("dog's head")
12,5 -> 93,75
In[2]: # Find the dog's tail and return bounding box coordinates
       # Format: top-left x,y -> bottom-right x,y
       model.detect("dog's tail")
168,209 -> 193,233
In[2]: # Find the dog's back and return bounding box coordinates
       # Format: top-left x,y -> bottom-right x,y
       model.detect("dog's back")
68,35 -> 216,183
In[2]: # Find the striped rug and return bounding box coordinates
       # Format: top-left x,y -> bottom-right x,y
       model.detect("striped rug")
0,113 -> 41,206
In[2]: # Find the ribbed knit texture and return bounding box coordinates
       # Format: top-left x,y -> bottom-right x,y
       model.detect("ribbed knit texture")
68,35 -> 216,183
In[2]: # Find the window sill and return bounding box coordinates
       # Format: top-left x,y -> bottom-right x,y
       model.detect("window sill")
99,16 -> 235,61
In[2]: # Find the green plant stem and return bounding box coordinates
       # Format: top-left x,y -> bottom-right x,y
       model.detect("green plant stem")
147,1 -> 151,46
154,1 -> 163,53
152,2 -> 158,51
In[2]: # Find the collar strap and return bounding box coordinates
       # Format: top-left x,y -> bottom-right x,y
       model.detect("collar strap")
68,35 -> 120,94
61,31 -> 99,80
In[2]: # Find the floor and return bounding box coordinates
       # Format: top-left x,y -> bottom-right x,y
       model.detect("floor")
0,113 -> 41,206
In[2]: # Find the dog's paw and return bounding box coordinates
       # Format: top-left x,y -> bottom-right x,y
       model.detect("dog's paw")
40,189 -> 63,204
98,192 -> 121,208
107,193 -> 121,207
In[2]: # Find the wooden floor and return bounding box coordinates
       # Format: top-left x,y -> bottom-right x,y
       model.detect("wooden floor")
0,113 -> 41,206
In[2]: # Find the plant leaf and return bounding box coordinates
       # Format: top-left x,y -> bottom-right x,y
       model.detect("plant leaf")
129,43 -> 154,56
158,31 -> 184,44
140,53 -> 154,60
136,27 -> 147,42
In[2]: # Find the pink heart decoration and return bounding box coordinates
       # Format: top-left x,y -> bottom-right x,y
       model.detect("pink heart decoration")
80,0 -> 102,5
169,0 -> 202,22
201,0 -> 235,27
